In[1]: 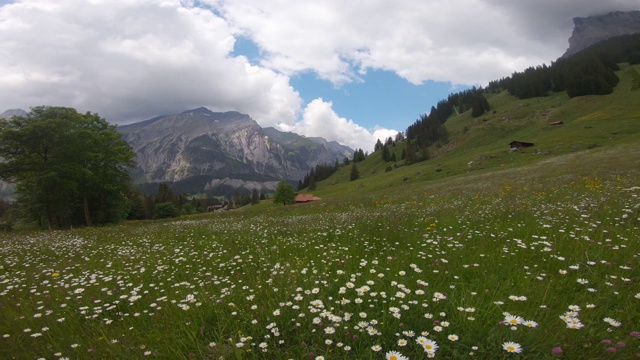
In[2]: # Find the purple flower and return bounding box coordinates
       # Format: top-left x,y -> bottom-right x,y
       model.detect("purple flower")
551,347 -> 563,355
630,331 -> 640,338
616,342 -> 626,348
606,347 -> 617,353
601,339 -> 612,345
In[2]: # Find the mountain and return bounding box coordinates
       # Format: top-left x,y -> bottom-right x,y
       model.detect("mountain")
562,11 -> 640,58
118,107 -> 353,196
0,108 -> 27,119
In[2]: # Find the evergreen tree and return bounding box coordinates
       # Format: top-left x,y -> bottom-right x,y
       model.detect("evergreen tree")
381,145 -> 391,162
405,144 -> 417,165
385,137 -> 394,146
251,189 -> 260,205
350,163 -> 360,181
155,183 -> 176,204
374,139 -> 383,152
308,176 -> 317,191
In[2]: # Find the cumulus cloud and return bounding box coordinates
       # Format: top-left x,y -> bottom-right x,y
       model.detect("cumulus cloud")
0,0 -> 301,126
211,0 -> 639,85
279,98 -> 396,152
1,0 -> 637,151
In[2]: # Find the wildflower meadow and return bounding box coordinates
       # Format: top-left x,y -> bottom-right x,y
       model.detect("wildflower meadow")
1,168 -> 639,359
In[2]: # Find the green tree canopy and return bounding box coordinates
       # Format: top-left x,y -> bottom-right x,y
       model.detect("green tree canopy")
0,106 -> 135,229
273,180 -> 295,206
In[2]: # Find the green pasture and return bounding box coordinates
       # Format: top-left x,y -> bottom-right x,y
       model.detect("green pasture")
1,64 -> 640,359
2,141 -> 639,359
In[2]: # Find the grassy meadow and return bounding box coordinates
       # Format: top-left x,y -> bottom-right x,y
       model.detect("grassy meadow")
2,142 -> 639,359
2,65 -> 640,359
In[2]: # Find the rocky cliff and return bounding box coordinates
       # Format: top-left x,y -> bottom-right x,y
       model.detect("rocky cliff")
118,107 -> 352,196
562,11 -> 640,58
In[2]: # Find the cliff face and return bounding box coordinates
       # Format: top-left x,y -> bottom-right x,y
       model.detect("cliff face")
562,11 -> 640,58
118,107 -> 352,196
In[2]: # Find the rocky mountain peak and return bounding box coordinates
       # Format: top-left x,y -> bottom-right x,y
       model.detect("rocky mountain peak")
0,108 -> 28,119
118,108 -> 353,196
562,11 -> 640,58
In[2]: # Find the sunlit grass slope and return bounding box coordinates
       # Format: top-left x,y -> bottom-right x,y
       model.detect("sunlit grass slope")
311,63 -> 640,199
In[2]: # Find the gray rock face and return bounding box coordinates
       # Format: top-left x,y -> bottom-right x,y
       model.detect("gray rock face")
0,109 -> 28,119
118,107 -> 352,195
562,11 -> 640,58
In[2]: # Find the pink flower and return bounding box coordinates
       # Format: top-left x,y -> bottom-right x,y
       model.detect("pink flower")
551,347 -> 563,355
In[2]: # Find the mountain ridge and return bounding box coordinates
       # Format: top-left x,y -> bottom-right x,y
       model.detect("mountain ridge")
562,10 -> 640,58
118,108 -> 353,196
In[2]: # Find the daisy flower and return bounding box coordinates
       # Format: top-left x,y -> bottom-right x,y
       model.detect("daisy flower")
421,339 -> 439,352
504,315 -> 523,326
603,317 -> 622,327
523,320 -> 538,328
448,334 -> 459,341
503,341 -> 523,353
371,345 -> 382,352
386,351 -> 409,360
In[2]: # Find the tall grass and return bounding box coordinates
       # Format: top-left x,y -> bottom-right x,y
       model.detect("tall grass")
2,145 -> 639,359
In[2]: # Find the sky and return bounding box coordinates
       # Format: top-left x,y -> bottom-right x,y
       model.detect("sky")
0,0 -> 638,151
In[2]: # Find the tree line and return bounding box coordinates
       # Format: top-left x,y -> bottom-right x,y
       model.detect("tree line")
397,33 -> 640,165
487,33 -> 640,99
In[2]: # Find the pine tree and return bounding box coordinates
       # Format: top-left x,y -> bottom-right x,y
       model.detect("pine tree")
251,189 -> 260,205
350,163 -> 360,181
382,145 -> 391,162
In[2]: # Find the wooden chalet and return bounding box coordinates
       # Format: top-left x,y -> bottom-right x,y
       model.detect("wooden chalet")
295,194 -> 321,203
509,141 -> 534,150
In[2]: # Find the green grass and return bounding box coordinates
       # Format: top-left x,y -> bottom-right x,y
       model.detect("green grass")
2,141 -> 639,359
1,65 -> 640,359
310,63 -> 640,199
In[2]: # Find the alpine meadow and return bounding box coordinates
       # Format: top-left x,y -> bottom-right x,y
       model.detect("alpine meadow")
2,42 -> 640,360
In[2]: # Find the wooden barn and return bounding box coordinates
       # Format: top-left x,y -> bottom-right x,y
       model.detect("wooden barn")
509,141 -> 534,150
295,194 -> 321,203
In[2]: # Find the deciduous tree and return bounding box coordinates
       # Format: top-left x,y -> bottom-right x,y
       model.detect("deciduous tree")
273,181 -> 295,206
0,106 -> 135,229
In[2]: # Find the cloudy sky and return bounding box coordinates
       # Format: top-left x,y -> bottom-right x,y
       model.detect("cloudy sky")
0,0 -> 637,151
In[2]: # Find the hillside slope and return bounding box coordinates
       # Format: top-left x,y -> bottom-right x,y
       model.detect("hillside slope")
308,63 -> 640,198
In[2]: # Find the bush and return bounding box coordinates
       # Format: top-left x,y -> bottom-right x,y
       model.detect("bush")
154,202 -> 180,219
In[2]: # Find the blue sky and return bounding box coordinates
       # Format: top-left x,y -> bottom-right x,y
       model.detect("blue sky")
231,33 -> 468,139
1,0 -> 637,151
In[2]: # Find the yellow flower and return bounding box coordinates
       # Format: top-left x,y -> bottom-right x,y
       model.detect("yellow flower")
51,273 -> 61,278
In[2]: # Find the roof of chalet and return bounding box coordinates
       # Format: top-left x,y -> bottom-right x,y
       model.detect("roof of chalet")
509,140 -> 534,148
295,194 -> 321,203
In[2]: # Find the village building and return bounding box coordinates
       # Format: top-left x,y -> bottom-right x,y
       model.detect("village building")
509,141 -> 534,150
295,194 -> 321,203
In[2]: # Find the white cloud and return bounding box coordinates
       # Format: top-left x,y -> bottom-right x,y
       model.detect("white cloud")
0,0 -> 301,126
211,0 -> 640,86
280,98 -> 396,152
1,0 -> 637,151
